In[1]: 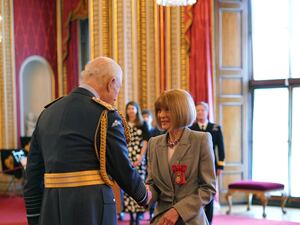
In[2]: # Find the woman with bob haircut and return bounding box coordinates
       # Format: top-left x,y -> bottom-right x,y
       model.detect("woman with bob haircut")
146,89 -> 216,225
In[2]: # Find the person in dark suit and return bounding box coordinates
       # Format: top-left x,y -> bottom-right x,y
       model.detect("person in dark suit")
147,89 -> 216,225
190,101 -> 225,225
23,57 -> 151,225
142,109 -> 162,138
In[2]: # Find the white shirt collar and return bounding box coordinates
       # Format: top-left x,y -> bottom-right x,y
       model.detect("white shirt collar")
197,121 -> 207,129
79,83 -> 100,99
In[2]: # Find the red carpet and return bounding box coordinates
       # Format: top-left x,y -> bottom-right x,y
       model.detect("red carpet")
0,196 -> 27,225
0,197 -> 299,225
213,215 -> 300,225
0,196 -> 151,225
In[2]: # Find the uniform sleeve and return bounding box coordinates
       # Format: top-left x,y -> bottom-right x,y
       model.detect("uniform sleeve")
173,132 -> 216,222
23,125 -> 45,225
216,126 -> 225,170
105,111 -> 148,206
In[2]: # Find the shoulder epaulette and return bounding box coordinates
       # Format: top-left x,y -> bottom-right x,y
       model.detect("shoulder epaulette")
44,96 -> 64,108
92,97 -> 116,111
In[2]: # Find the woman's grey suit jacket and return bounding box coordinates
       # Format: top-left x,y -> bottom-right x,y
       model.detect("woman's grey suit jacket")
147,128 -> 216,225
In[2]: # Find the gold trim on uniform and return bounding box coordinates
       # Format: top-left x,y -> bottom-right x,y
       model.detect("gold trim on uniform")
44,170 -> 105,188
92,97 -> 131,143
99,110 -> 114,186
119,112 -> 131,143
44,96 -> 64,108
93,98 -> 131,187
92,97 -> 116,111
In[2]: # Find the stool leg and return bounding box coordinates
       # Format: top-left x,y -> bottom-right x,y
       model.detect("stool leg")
226,191 -> 232,215
258,193 -> 268,218
281,192 -> 288,214
247,193 -> 253,211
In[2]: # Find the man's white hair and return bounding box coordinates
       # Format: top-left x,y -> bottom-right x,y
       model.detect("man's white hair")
196,101 -> 209,112
81,56 -> 122,84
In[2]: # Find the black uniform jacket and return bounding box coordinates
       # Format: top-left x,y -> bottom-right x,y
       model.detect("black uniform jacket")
190,122 -> 225,170
23,88 -> 148,225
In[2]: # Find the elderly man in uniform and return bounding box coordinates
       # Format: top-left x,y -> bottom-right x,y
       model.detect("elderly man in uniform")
23,57 -> 151,225
190,101 -> 225,225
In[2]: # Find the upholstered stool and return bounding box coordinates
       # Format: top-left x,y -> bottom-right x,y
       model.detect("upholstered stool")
226,180 -> 288,218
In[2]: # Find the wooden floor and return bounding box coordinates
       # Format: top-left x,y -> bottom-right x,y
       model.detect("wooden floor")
216,203 -> 300,223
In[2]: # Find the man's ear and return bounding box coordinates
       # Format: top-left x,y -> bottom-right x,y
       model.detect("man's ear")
107,77 -> 116,92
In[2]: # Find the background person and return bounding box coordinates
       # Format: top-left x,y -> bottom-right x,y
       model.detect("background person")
190,101 -> 225,225
124,101 -> 151,225
142,109 -> 162,138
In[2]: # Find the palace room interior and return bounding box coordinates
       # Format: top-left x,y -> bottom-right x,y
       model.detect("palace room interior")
0,0 -> 299,224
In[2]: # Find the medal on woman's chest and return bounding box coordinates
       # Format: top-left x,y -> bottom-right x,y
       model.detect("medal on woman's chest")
172,164 -> 187,185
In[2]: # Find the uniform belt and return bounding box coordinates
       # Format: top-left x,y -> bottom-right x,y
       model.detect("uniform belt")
44,170 -> 105,188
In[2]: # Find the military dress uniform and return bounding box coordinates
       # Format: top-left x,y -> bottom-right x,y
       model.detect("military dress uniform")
23,87 -> 148,225
190,122 -> 225,224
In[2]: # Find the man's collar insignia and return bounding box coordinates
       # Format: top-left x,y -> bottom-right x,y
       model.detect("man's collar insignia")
212,124 -> 219,131
111,120 -> 121,127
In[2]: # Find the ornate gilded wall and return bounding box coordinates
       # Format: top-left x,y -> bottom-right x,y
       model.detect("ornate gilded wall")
89,0 -> 189,114
0,0 -> 16,148
0,0 -> 190,148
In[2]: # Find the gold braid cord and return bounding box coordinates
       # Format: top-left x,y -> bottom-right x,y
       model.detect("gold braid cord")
92,97 -> 131,143
92,97 -> 131,187
99,110 -> 114,186
93,115 -> 101,160
119,112 -> 131,144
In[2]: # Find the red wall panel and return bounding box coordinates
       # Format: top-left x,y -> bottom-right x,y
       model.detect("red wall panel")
14,0 -> 57,140
14,0 -> 57,81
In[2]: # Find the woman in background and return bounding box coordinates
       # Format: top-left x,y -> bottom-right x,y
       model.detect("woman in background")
146,89 -> 216,225
124,101 -> 150,225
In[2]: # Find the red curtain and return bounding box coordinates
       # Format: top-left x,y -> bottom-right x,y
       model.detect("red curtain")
62,0 -> 87,61
14,0 -> 58,139
186,0 -> 214,120
62,0 -> 88,92
66,21 -> 79,93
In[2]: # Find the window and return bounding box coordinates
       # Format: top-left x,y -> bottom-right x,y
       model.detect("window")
291,88 -> 300,196
251,0 -> 300,197
252,88 -> 289,187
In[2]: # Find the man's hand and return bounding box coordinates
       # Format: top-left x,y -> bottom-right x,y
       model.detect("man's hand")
158,207 -> 179,225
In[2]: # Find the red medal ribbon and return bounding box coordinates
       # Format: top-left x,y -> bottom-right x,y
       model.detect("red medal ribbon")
172,164 -> 187,185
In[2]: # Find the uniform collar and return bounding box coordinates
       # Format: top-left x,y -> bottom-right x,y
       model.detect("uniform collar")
79,83 -> 100,98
